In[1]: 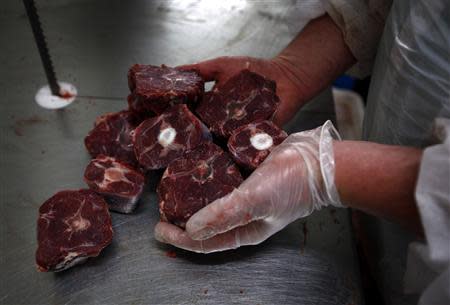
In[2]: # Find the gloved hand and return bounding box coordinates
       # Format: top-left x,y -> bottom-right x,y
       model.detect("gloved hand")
178,56 -> 307,126
154,121 -> 344,253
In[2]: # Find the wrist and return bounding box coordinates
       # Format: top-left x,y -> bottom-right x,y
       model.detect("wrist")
333,140 -> 423,233
332,140 -> 350,205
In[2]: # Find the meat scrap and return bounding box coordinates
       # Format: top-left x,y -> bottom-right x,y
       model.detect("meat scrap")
157,142 -> 243,228
36,189 -> 113,272
84,110 -> 140,167
128,64 -> 204,116
133,104 -> 211,170
196,69 -> 280,138
227,120 -> 287,170
84,155 -> 146,214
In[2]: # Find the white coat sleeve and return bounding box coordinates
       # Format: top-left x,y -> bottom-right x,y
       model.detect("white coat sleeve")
321,0 -> 392,77
403,118 -> 450,304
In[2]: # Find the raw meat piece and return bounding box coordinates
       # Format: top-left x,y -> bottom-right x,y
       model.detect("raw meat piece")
128,64 -> 204,116
36,189 -> 113,272
84,110 -> 140,167
227,120 -> 288,170
84,155 -> 146,213
196,69 -> 280,138
133,104 -> 211,170
157,142 -> 243,228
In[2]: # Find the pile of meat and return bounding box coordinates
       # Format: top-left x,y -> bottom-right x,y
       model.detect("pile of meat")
36,64 -> 288,272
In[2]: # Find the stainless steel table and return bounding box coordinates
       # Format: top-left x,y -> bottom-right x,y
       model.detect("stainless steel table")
1,1 -> 362,304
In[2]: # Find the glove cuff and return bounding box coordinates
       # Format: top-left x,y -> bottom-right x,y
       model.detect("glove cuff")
319,120 -> 345,208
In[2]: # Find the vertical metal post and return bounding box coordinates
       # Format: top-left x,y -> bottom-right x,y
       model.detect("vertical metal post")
23,0 -> 61,96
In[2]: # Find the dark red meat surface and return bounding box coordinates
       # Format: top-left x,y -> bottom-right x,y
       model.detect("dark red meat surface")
227,120 -> 287,170
128,64 -> 204,116
84,155 -> 146,214
36,189 -> 113,272
133,104 -> 211,170
157,142 -> 243,228
84,110 -> 140,167
196,69 -> 280,138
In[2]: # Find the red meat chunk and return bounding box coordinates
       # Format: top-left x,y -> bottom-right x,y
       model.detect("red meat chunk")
84,155 -> 146,214
133,104 -> 211,170
128,64 -> 204,116
227,120 -> 287,170
36,189 -> 113,272
196,69 -> 280,138
157,142 -> 243,228
84,110 -> 140,167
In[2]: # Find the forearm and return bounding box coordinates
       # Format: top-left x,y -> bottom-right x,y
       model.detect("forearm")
273,14 -> 356,107
333,140 -> 424,234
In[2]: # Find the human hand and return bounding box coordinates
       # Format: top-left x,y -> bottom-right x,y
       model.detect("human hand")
178,56 -> 307,126
154,121 -> 344,253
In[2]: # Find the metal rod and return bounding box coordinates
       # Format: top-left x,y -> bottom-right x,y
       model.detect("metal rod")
23,0 -> 61,96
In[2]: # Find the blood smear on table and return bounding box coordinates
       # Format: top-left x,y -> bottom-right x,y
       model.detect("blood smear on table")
165,250 -> 177,258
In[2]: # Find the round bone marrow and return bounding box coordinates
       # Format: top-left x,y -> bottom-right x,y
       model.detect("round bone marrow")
133,104 -> 211,170
227,120 -> 287,170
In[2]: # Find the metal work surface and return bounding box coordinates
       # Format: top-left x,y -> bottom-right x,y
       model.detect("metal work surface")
1,1 -> 362,304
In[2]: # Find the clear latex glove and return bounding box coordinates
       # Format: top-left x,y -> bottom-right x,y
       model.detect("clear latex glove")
154,121 -> 343,253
